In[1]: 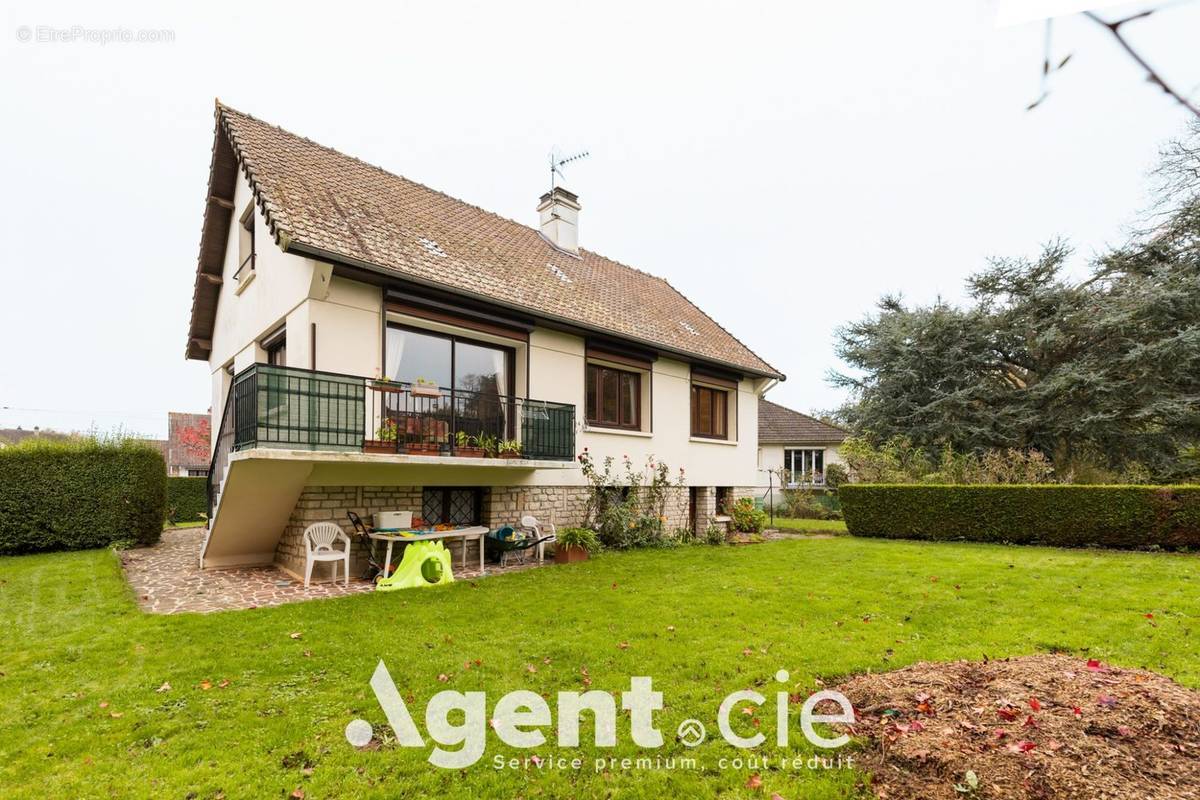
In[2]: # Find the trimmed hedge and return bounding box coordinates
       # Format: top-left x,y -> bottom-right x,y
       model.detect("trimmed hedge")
0,439 -> 166,555
841,484 -> 1200,550
166,476 -> 207,524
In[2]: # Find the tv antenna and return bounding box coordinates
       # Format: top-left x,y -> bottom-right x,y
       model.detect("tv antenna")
549,148 -> 589,190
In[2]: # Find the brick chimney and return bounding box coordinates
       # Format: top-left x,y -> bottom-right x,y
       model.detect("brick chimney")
537,187 -> 581,254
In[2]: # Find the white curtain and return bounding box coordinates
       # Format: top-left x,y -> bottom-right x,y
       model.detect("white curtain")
385,329 -> 405,381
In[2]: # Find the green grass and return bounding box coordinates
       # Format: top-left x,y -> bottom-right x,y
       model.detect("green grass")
2,538 -> 1198,798
770,517 -> 848,534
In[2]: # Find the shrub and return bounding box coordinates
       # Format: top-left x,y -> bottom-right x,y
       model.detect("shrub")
579,450 -> 684,549
729,497 -> 767,533
824,463 -> 849,489
841,484 -> 1200,550
0,437 -> 166,554
166,477 -> 207,524
704,523 -> 726,546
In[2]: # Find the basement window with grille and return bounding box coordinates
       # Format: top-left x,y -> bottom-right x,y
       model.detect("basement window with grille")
421,487 -> 482,526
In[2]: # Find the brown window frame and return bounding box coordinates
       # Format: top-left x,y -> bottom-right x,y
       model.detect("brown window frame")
585,363 -> 641,430
690,383 -> 730,439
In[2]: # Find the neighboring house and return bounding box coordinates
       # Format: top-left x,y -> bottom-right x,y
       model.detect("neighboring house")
185,102 -> 783,575
756,399 -> 848,499
166,412 -> 212,476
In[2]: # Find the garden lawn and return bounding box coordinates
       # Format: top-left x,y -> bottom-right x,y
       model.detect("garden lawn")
2,538 -> 1198,799
771,518 -> 848,534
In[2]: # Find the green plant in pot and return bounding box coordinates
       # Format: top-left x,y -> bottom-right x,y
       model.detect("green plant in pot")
555,527 -> 600,564
454,430 -> 485,458
477,433 -> 498,458
497,439 -> 523,458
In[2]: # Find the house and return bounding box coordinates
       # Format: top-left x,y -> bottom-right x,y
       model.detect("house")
185,102 -> 784,575
756,399 -> 847,498
166,412 -> 212,476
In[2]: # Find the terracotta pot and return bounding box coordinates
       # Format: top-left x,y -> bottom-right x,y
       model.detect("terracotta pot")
410,383 -> 441,398
454,446 -> 485,458
406,443 -> 443,455
555,544 -> 590,564
498,451 -> 522,459
363,440 -> 396,454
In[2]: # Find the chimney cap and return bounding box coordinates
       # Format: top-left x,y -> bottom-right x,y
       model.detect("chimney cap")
538,186 -> 580,208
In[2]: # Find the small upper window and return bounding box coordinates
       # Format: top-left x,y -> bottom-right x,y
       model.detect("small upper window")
236,202 -> 256,283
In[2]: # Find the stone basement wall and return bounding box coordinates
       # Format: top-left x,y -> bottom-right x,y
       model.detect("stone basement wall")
276,483 -> 729,581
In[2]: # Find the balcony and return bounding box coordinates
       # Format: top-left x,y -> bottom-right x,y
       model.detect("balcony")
220,364 -> 576,462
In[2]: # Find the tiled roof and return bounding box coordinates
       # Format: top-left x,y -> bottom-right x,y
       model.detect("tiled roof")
758,399 -> 848,444
187,102 -> 782,379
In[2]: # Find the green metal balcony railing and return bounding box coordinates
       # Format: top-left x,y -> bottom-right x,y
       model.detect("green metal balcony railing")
221,363 -> 576,462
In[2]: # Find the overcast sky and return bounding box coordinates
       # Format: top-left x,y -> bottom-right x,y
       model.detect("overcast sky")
1,1 -> 1197,438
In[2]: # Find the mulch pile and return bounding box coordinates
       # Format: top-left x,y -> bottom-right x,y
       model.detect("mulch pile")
833,655 -> 1200,799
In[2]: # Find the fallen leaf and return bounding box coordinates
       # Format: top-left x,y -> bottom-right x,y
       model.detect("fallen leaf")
1086,659 -> 1102,671
109,711 -> 123,718
997,707 -> 1018,721
289,632 -> 303,640
156,682 -> 171,693
526,664 -> 538,673
1007,740 -> 1037,753
994,728 -> 1008,739
1117,725 -> 1133,737
199,680 -> 212,691
291,789 -> 305,799
1072,706 -> 1083,718
99,701 -> 109,709
1047,739 -> 1063,751
1023,715 -> 1037,729
1097,695 -> 1118,708
1028,697 -> 1041,711
746,773 -> 763,790
666,625 -> 676,632
437,673 -> 450,683
218,679 -> 230,689
530,754 -> 543,766
618,642 -> 629,650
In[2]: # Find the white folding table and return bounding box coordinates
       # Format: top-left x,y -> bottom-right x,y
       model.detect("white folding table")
368,526 -> 489,578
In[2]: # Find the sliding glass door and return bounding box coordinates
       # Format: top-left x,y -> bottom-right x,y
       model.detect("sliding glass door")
383,325 -> 515,445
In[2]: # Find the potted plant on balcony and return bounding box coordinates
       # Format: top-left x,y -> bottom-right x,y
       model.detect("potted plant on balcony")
364,418 -> 398,454
411,377 -> 441,398
370,376 -> 403,394
497,439 -> 523,459
405,417 -> 448,455
453,430 -> 485,458
554,527 -> 600,564
477,433 -> 498,458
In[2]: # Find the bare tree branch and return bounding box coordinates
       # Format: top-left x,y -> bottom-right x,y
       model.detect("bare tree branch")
1083,9 -> 1200,119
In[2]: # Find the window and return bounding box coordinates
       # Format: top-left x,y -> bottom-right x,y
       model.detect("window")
421,488 -> 482,526
187,468 -> 209,478
585,364 -> 640,429
783,448 -> 825,485
385,325 -> 512,397
690,384 -> 729,439
263,327 -> 286,366
236,202 -> 255,283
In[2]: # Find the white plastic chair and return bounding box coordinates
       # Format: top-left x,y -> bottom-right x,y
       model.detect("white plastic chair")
303,522 -> 352,587
519,513 -> 557,563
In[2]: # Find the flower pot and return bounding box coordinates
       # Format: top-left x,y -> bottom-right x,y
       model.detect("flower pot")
406,442 -> 443,455
363,440 -> 396,454
555,544 -> 590,564
410,383 -> 441,398
454,446 -> 485,458
498,451 -> 522,459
